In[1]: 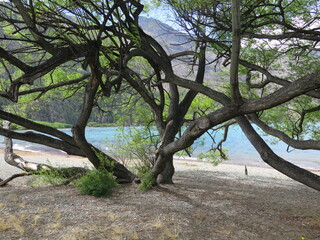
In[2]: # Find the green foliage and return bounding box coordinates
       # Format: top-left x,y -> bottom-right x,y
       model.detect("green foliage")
286,48 -> 320,78
8,123 -> 26,131
198,149 -> 228,166
125,23 -> 141,47
76,169 -> 118,197
142,0 -> 162,12
70,149 -> 118,197
138,170 -> 156,192
241,40 -> 280,71
108,91 -> 154,127
29,168 -> 68,186
111,126 -> 159,172
186,94 -> 218,119
0,120 -> 72,130
259,95 -> 320,142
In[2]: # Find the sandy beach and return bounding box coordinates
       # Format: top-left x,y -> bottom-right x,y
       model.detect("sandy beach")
0,151 -> 319,239
1,150 -> 318,185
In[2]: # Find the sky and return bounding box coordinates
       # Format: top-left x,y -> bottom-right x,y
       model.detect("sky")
141,3 -> 182,30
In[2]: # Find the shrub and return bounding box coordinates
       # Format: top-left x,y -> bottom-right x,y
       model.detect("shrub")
76,169 -> 117,197
138,170 -> 156,192
110,126 -> 159,173
28,165 -> 71,186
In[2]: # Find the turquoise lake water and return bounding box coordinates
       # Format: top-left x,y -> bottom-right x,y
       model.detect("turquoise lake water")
1,126 -> 319,169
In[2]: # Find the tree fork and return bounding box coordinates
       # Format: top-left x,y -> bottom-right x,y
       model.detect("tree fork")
153,120 -> 177,184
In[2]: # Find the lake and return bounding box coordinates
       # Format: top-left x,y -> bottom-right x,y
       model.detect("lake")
1,126 -> 319,170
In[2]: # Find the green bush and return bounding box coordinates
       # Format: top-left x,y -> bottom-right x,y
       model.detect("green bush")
76,169 -> 117,197
111,126 -> 159,172
138,170 -> 156,192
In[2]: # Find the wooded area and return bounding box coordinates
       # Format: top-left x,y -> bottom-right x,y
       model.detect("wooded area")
0,0 -> 319,191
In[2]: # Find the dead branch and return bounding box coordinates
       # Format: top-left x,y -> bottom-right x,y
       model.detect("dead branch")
1,120 -> 88,186
0,173 -> 33,187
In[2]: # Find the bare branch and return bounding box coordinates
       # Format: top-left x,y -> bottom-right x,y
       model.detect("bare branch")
237,115 -> 320,191
248,113 -> 320,150
18,74 -> 90,99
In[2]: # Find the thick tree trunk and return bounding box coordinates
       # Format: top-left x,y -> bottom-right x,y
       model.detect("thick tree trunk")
157,155 -> 174,184
152,120 -> 179,184
73,125 -> 137,182
71,48 -> 137,183
237,116 -> 320,191
95,148 -> 137,183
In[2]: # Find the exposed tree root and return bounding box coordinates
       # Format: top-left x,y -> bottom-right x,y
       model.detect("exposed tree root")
0,172 -> 33,187
1,120 -> 90,187
0,167 -> 90,187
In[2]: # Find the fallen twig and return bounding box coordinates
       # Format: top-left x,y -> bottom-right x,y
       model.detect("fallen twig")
0,172 -> 33,187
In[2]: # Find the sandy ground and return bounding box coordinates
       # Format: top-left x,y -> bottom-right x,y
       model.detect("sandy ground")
0,151 -> 319,239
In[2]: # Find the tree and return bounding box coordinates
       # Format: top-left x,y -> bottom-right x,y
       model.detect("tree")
0,0 -> 142,183
103,0 -> 320,189
0,0 -> 319,191
146,0 -> 320,189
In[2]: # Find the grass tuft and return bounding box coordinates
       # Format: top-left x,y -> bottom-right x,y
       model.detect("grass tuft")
0,219 -> 9,231
8,215 -> 25,235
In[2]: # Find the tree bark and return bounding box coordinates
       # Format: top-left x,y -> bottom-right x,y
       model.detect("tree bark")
1,107 -> 137,185
157,155 -> 175,184
230,0 -> 242,102
0,173 -> 33,187
152,119 -> 180,184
